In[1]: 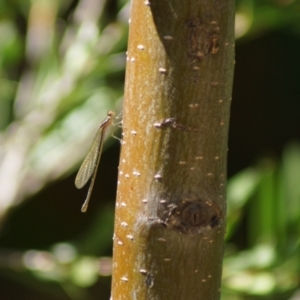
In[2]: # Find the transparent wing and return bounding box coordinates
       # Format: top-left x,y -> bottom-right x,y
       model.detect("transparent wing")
75,128 -> 103,189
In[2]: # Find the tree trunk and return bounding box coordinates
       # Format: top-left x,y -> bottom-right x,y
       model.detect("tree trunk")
111,0 -> 235,299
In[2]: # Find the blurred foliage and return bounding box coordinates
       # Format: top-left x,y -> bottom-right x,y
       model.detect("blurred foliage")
223,142 -> 300,300
0,0 -> 300,299
0,0 -> 128,218
235,0 -> 300,39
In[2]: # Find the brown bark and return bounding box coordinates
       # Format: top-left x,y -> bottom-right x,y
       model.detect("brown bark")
111,0 -> 235,299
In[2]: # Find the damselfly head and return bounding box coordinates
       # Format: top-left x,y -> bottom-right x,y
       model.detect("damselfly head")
107,111 -> 115,118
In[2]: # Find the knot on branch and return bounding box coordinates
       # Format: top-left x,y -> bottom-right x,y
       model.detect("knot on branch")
153,117 -> 197,132
187,18 -> 220,61
160,197 -> 222,235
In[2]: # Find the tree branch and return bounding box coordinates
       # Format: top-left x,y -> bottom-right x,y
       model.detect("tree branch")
112,0 -> 235,298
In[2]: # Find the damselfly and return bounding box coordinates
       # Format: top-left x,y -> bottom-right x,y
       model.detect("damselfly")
75,111 -> 115,212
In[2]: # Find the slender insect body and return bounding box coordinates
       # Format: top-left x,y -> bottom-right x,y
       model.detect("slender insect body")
75,111 -> 115,212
